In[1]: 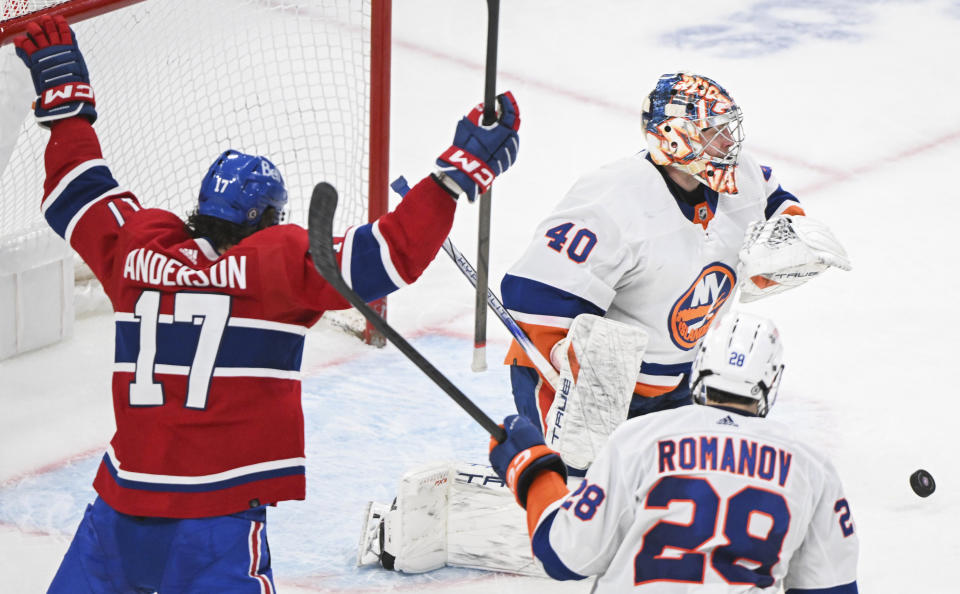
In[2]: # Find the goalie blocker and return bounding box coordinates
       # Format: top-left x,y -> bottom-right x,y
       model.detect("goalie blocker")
358,315 -> 646,574
543,314 -> 646,474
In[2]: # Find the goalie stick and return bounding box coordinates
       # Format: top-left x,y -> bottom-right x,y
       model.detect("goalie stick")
472,0 -> 501,373
307,182 -> 506,443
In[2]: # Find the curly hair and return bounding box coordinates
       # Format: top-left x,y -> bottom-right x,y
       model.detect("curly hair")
184,207 -> 281,253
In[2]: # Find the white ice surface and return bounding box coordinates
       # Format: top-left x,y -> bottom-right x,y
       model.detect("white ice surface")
2,0 -> 959,592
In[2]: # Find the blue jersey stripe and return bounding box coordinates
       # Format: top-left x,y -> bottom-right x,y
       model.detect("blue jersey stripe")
501,274 -> 604,319
100,455 -> 305,493
786,583 -> 859,594
44,165 -> 119,238
764,185 -> 800,219
348,223 -> 399,302
531,509 -> 588,581
115,322 -> 305,371
640,360 -> 693,377
628,382 -> 694,418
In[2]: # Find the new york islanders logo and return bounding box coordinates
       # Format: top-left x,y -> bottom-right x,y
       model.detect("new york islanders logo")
668,262 -> 736,350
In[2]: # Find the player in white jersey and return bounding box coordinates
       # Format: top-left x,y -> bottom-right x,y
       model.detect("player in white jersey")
501,72 -> 850,462
489,311 -> 860,593
356,72 -> 850,577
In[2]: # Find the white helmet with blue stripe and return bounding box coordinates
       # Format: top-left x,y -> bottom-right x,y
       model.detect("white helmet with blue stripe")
690,311 -> 785,417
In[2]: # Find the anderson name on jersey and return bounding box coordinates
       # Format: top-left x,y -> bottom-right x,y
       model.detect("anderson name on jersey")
502,150 -> 804,422
40,118 -> 456,519
530,405 -> 859,592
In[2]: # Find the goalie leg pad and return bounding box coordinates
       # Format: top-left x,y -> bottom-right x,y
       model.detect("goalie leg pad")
544,314 -> 647,472
357,462 -> 453,573
359,462 -> 548,576
446,463 -> 545,577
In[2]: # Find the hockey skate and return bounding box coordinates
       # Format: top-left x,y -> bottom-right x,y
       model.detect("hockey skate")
357,500 -> 393,567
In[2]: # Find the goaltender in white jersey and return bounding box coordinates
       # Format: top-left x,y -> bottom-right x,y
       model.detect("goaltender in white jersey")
488,312 -> 860,593
504,148 -> 788,402
357,72 -> 852,579
502,72 -> 851,451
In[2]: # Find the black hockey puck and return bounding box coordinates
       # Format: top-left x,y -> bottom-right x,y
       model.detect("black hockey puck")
909,469 -> 935,497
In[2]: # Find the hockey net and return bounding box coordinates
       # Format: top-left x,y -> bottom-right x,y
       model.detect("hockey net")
0,0 -> 391,348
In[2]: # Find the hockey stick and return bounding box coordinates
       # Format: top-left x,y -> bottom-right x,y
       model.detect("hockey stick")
307,182 -> 506,443
442,238 -> 561,390
472,0 -> 501,373
390,176 -> 561,391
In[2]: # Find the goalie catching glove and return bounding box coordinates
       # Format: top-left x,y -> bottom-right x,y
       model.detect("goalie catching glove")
738,214 -> 851,302
489,415 -> 567,509
14,15 -> 97,127
435,91 -> 520,202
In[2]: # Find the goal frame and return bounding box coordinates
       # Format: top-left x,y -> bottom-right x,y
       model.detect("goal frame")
0,0 -> 392,346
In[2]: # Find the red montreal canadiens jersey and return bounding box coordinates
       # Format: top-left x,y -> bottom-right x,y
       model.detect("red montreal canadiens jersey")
40,118 -> 456,518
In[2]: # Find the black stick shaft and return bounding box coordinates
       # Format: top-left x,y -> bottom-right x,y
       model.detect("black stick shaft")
482,0 -> 499,126
308,182 -> 506,443
474,0 -> 500,371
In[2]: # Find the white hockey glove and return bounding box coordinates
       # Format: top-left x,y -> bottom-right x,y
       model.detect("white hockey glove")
738,215 -> 851,303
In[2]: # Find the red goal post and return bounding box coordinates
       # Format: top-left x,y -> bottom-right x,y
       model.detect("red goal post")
0,0 -> 391,350
0,0 -> 147,41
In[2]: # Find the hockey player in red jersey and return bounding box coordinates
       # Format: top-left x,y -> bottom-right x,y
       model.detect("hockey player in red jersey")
490,312 -> 860,593
15,14 -> 521,592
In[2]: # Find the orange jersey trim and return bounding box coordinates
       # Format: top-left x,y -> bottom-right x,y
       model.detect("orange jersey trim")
504,320 -> 569,432
633,381 -> 680,398
503,321 -> 568,370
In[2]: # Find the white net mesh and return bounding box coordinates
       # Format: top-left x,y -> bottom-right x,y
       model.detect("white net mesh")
2,1 -> 72,19
0,0 -> 375,247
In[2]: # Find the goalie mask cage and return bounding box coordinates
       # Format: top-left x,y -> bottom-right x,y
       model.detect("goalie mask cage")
0,0 -> 391,354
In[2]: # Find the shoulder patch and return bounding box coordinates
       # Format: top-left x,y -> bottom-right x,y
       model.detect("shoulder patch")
760,165 -> 773,181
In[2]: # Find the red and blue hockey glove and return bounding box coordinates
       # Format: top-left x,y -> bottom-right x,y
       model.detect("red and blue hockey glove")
436,91 -> 520,202
489,414 -> 567,508
14,15 -> 97,128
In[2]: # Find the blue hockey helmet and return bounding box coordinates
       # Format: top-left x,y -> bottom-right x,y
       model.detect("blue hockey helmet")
198,150 -> 288,226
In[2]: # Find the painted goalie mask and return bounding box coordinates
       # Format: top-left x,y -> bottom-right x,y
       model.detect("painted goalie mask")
642,72 -> 744,194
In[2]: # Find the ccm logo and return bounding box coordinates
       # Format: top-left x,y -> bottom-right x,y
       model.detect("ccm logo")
41,83 -> 95,108
440,147 -> 494,191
